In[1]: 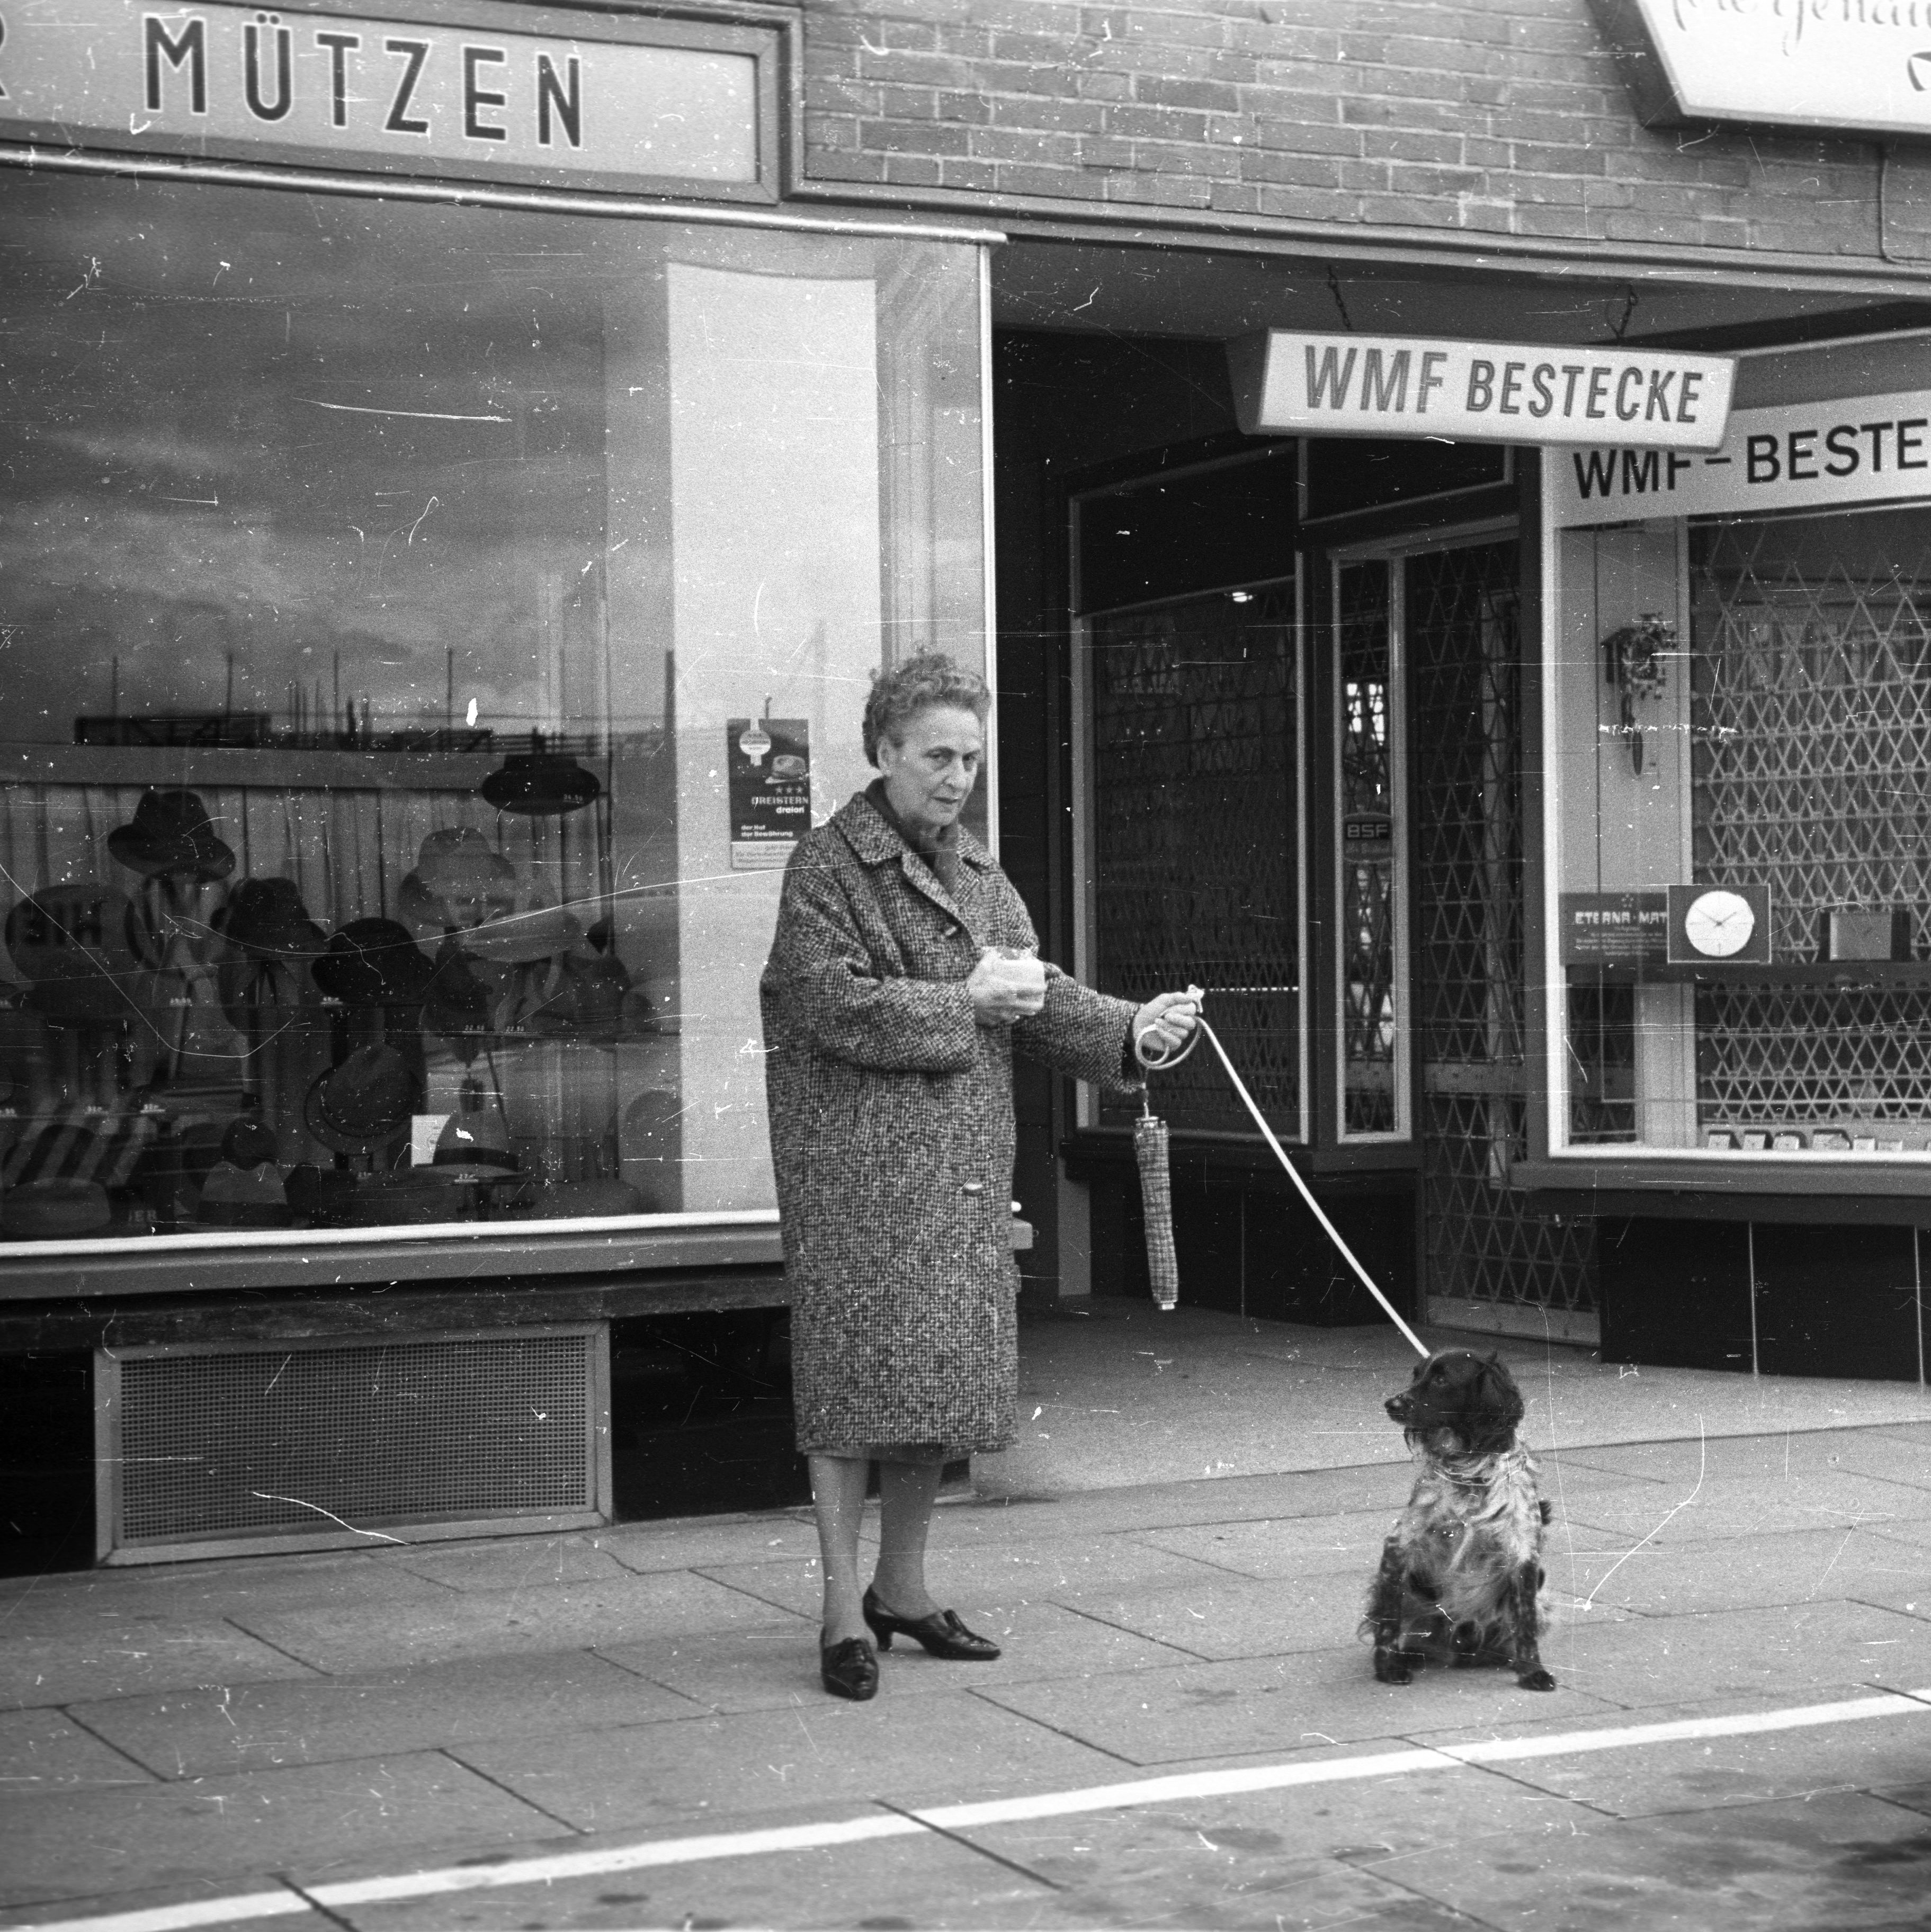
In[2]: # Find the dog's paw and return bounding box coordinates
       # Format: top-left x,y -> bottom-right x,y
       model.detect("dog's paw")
1517,1668 -> 1557,1692
1373,1652 -> 1414,1686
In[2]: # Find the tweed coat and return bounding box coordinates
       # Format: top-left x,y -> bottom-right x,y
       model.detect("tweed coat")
761,791 -> 1138,1454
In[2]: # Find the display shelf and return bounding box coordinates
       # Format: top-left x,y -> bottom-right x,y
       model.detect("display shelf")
1564,961 -> 1931,988
0,741 -> 503,794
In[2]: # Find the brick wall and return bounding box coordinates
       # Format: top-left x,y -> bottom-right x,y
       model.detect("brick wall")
799,0 -> 1887,264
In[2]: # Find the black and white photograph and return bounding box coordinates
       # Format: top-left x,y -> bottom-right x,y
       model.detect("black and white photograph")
2,2 -> 1930,1926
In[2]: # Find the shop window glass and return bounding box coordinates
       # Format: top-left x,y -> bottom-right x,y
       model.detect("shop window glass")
0,174 -> 985,1246
1552,507 -> 1931,1157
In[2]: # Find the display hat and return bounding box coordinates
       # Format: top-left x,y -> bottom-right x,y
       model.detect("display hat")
479,749 -> 601,816
0,1176 -> 111,1240
107,789 -> 236,882
460,870 -> 586,965
214,878 -> 326,965
4,884 -> 145,1025
195,1161 -> 293,1228
396,827 -> 515,940
311,918 -> 437,1007
302,1043 -> 421,1154
429,1107 -> 518,1179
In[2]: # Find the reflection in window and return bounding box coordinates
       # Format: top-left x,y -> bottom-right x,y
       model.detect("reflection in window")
0,175 -> 984,1244
1337,560 -> 1400,1136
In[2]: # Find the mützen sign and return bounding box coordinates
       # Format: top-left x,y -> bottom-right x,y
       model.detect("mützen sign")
1228,331 -> 1736,449
0,0 -> 764,194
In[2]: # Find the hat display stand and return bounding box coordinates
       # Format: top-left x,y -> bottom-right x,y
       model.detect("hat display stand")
215,878 -> 327,1142
494,1033 -> 620,1199
108,791 -> 243,1103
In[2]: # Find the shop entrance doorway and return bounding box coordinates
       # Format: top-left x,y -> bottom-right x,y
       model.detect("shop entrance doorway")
1413,537 -> 1595,1337
1343,532 -> 1596,1339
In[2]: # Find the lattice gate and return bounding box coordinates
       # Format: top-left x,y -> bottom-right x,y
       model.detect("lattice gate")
1691,513 -> 1931,1140
1410,541 -> 1598,1328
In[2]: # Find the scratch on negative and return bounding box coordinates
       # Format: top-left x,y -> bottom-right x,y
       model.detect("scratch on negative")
298,400 -> 512,423
249,1491 -> 407,1544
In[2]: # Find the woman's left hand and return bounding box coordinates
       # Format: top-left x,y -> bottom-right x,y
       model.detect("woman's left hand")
1133,989 -> 1200,1060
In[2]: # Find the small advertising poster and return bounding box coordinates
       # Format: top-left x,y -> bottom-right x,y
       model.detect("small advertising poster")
1559,891 -> 1668,968
727,717 -> 810,871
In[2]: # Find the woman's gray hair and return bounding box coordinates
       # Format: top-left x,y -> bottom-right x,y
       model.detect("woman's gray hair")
862,652 -> 991,766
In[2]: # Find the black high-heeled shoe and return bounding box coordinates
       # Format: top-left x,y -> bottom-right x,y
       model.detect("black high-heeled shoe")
862,1585 -> 1002,1661
819,1633 -> 879,1701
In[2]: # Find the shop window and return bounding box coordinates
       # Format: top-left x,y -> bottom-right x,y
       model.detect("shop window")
1071,453 -> 1302,1138
1552,505 -> 1931,1160
0,174 -> 986,1247
1334,558 -> 1408,1141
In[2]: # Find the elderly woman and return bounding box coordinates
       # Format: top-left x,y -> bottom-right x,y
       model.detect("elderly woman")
760,651 -> 1198,1700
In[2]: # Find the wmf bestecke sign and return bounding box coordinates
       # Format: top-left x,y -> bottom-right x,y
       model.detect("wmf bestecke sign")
1229,332 -> 1736,449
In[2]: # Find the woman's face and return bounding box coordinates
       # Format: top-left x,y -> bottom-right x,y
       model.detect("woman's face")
877,704 -> 983,838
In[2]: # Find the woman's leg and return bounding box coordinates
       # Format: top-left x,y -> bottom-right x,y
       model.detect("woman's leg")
809,1453 -> 871,1646
871,1457 -> 943,1620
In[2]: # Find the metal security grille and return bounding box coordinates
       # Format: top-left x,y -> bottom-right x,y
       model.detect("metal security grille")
1690,511 -> 1931,1138
103,1328 -> 606,1558
1087,584 -> 1300,1133
1411,542 -> 1597,1317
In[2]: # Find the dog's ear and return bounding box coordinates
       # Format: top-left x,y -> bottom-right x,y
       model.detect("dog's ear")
1478,1355 -> 1525,1430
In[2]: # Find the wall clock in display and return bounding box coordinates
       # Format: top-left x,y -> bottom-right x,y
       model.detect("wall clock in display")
1666,883 -> 1773,965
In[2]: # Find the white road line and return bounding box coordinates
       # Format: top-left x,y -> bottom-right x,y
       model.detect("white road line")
16,1687 -> 1931,1932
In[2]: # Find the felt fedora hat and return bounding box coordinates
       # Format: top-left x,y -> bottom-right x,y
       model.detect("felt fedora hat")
107,790 -> 236,883
428,1107 -> 518,1179
396,827 -> 515,940
214,878 -> 326,965
302,1043 -> 421,1155
311,918 -> 437,1007
479,749 -> 601,817
460,876 -> 585,966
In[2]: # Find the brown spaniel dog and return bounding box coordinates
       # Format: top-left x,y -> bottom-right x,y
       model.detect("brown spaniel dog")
1364,1348 -> 1555,1692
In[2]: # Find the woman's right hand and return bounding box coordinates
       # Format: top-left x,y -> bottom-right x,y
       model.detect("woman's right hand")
968,947 -> 1047,1025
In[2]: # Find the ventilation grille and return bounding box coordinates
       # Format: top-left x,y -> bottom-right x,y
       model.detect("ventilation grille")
105,1329 -> 603,1551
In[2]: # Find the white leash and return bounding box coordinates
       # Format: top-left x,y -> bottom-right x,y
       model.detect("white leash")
1134,992 -> 1431,1358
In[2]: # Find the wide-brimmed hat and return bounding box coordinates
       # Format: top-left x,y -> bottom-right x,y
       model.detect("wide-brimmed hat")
479,750 -> 601,816
214,878 -> 326,965
428,1107 -> 518,1180
460,884 -> 585,965
4,885 -> 145,1025
107,790 -> 236,883
311,919 -> 437,1007
302,1044 -> 421,1154
396,828 -> 515,941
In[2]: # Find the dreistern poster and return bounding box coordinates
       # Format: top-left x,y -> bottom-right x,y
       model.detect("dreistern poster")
728,717 -> 810,871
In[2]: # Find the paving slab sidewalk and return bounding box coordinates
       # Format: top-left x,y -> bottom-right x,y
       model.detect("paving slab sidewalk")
0,1313 -> 1927,1929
